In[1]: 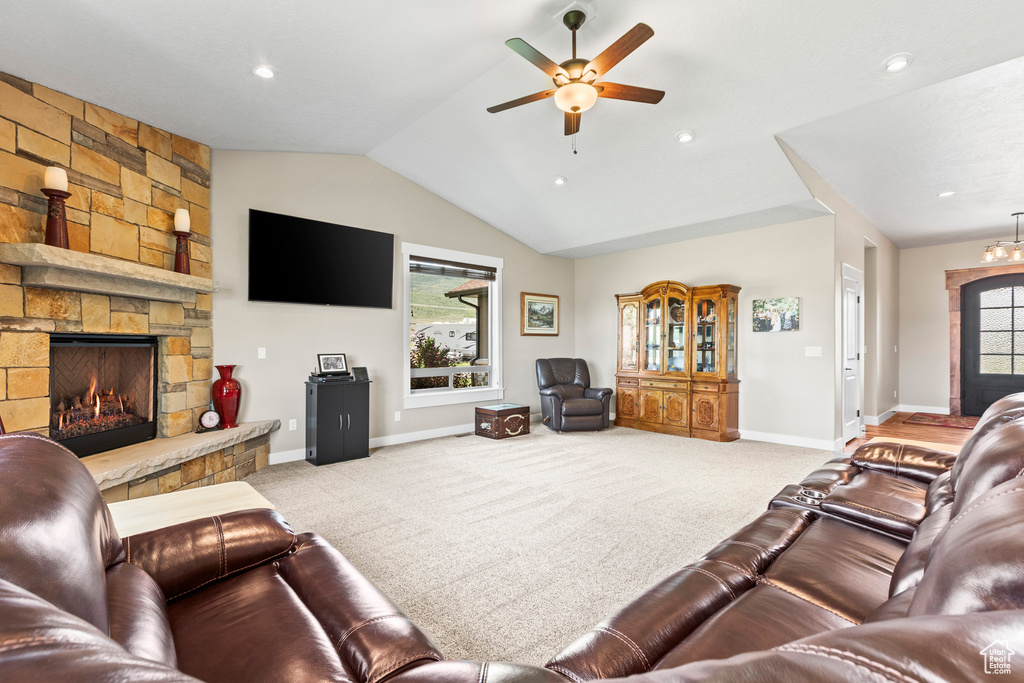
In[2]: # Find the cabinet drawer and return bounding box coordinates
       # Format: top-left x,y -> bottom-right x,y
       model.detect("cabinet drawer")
640,380 -> 687,389
617,377 -> 639,387
692,382 -> 720,393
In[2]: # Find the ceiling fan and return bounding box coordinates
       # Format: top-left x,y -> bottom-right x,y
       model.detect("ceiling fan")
487,10 -> 665,136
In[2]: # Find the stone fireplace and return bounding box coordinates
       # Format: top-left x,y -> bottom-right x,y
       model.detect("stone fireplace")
0,69 -> 277,502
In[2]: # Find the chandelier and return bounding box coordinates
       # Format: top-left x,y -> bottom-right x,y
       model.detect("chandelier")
983,213 -> 1024,263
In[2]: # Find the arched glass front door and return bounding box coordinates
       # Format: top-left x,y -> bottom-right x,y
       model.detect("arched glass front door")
962,273 -> 1024,415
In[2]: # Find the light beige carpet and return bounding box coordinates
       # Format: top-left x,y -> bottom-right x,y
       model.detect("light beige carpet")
245,426 -> 831,665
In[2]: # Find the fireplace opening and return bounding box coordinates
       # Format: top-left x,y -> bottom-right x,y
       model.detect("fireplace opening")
49,334 -> 158,457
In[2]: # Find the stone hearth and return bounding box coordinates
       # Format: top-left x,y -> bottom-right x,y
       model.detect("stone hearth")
85,420 -> 279,503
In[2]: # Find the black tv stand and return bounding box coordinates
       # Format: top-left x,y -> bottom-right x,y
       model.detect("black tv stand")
305,378 -> 370,465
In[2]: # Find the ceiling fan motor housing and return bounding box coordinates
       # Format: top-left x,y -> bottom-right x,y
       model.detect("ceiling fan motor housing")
557,58 -> 591,84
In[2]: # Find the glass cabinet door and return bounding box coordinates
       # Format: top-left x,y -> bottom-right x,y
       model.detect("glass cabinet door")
621,302 -> 639,370
727,296 -> 737,375
644,298 -> 662,372
694,298 -> 717,374
666,297 -> 686,373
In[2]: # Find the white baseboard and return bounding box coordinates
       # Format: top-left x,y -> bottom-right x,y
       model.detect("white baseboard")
369,422 -> 475,448
898,404 -> 949,415
269,448 -> 304,465
271,414 -> 545,461
742,430 -> 836,452
864,408 -> 897,426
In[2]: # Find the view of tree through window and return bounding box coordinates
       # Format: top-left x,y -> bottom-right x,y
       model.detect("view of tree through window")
409,270 -> 490,391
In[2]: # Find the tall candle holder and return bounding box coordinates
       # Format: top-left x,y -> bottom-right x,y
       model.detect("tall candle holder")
41,188 -> 71,249
173,231 -> 192,275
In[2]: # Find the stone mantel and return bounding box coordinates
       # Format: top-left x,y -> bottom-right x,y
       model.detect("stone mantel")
83,419 -> 280,489
0,243 -> 215,304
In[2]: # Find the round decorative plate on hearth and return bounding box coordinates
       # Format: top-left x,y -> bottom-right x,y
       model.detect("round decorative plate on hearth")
196,409 -> 221,433
669,304 -> 685,324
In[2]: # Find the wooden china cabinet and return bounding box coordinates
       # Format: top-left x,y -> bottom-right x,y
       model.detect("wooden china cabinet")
615,280 -> 740,442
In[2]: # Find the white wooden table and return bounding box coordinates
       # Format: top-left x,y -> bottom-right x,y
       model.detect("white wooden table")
107,481 -> 276,537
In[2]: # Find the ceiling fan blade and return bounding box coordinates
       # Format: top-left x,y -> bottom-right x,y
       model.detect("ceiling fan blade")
564,111 -> 581,136
586,23 -> 654,78
595,82 -> 665,104
505,38 -> 568,79
487,89 -> 557,113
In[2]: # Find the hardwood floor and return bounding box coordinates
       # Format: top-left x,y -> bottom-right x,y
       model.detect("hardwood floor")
843,412 -> 973,453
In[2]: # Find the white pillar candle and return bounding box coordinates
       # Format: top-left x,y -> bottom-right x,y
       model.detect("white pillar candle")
44,167 -> 68,193
174,208 -> 191,232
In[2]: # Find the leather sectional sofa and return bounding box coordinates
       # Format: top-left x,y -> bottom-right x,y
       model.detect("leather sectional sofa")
3,395 -> 1024,681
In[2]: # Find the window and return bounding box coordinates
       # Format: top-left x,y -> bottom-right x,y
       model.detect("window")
978,285 -> 1024,374
403,243 -> 503,408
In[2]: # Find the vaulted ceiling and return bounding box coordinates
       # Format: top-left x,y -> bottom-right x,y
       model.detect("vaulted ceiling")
2,1 -> 1023,256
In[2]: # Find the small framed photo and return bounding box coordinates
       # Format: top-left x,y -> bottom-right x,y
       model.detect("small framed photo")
317,353 -> 348,374
521,292 -> 559,336
753,297 -> 800,332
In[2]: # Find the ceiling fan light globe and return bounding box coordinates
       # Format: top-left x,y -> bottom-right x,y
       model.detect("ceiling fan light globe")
554,82 -> 598,113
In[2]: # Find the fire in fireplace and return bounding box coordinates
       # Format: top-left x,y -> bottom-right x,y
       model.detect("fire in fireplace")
52,376 -> 145,439
50,334 -> 158,457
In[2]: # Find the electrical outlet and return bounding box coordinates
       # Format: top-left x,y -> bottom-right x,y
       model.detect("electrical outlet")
394,411 -> 401,422
804,346 -> 822,357
894,390 -> 897,399
288,419 -> 297,431
894,345 -> 898,353
257,347 -> 266,359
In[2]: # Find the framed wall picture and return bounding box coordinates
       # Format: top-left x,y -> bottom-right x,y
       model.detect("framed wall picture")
521,292 -> 559,336
753,297 -> 799,332
317,353 -> 349,374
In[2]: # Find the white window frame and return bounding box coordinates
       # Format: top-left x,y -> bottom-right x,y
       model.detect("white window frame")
403,242 -> 504,409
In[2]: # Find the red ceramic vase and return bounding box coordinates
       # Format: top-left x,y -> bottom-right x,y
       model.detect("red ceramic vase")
212,365 -> 241,429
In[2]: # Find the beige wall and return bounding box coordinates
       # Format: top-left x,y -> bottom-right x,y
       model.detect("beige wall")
211,151 -> 575,455
780,142 -> 900,434
573,216 -> 836,446
899,237 -> 1006,411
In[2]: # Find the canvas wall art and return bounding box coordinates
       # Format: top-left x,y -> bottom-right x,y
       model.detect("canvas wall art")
753,297 -> 799,332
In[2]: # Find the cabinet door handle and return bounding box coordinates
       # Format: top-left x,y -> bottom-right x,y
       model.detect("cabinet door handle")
347,414 -> 351,430
340,415 -> 344,430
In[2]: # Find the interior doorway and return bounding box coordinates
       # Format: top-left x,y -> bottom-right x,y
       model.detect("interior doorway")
841,264 -> 863,443
961,273 -> 1024,415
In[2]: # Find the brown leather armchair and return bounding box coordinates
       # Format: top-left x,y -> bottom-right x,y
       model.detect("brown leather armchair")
536,358 -> 612,432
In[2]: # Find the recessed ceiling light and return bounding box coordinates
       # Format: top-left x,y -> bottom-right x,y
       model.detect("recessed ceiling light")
883,53 -> 912,73
553,176 -> 567,185
676,130 -> 695,143
937,191 -> 956,198
253,65 -> 276,79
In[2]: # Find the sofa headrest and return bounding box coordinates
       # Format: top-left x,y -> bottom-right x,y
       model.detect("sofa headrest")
0,433 -> 122,631
536,358 -> 590,390
951,393 -> 1024,483
951,418 -> 1024,515
908,476 -> 1024,617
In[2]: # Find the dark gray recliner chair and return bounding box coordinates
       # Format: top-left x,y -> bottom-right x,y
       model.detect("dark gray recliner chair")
536,358 -> 612,432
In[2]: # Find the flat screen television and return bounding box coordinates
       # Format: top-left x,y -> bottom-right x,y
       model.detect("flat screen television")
248,209 -> 394,308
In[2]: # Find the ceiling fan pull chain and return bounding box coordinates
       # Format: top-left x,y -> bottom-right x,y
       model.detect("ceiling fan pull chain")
572,132 -> 578,155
